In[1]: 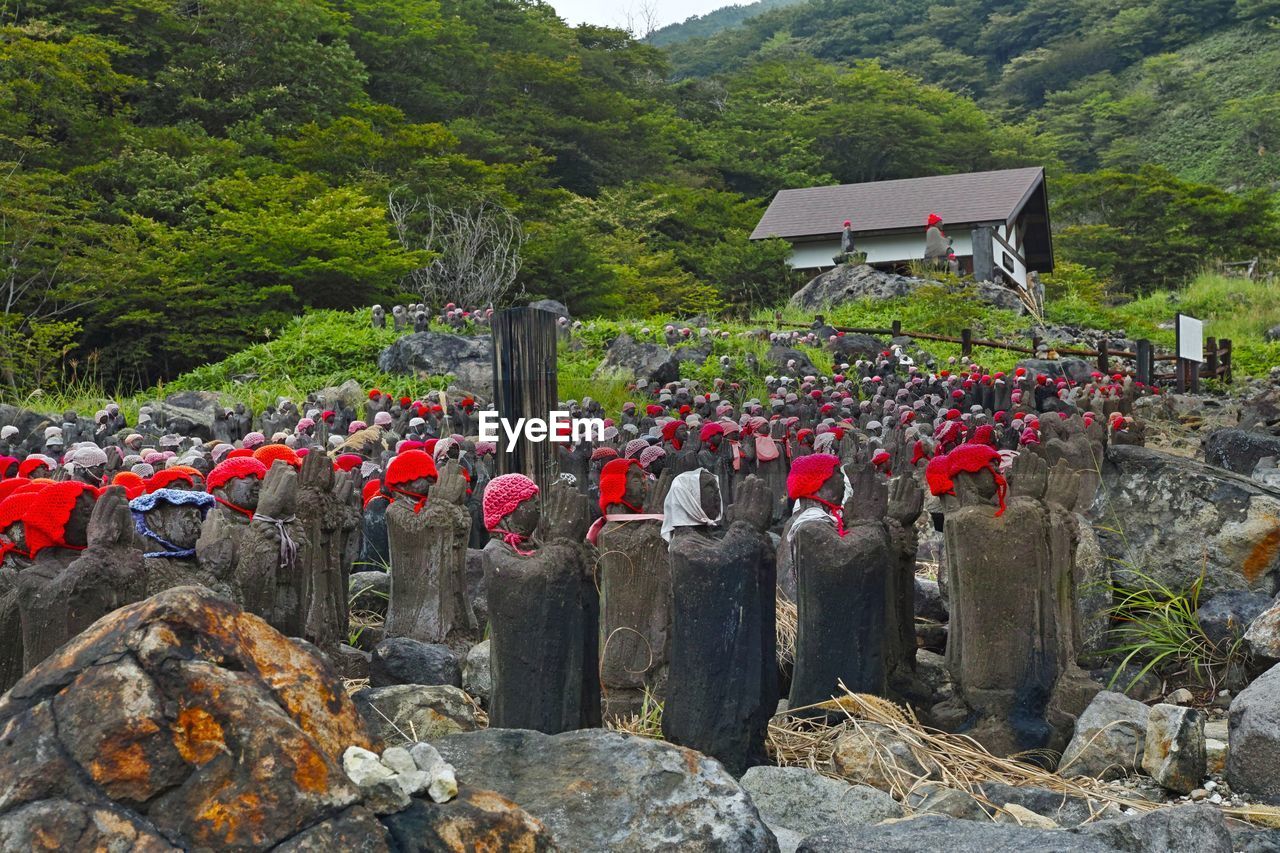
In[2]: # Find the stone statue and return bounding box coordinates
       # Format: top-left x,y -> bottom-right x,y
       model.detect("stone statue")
295,451 -> 358,649
785,457 -> 894,710
196,457 -> 267,600
392,304 -> 408,332
131,488 -> 228,598
661,472 -> 777,776
484,476 -> 601,733
235,460 -> 305,634
19,486 -> 145,673
413,311 -> 429,334
372,304 -> 386,329
385,456 -> 476,643
596,465 -> 673,720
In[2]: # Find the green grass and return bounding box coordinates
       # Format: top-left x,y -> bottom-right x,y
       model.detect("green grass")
7,269 -> 1277,417
1102,568 -> 1247,694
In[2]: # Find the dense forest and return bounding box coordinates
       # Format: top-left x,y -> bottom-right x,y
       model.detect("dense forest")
661,0 -> 1280,189
1,0 -> 1276,393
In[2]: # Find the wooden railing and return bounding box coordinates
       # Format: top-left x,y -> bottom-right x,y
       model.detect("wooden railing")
778,314 -> 1233,389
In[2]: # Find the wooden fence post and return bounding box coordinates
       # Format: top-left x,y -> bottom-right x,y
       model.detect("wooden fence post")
961,328 -> 972,357
1205,336 -> 1218,382
891,319 -> 901,337
491,306 -> 559,494
1096,340 -> 1109,375
1136,339 -> 1151,385
1222,339 -> 1232,383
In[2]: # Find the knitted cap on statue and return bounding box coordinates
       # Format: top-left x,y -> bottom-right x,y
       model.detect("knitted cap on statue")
384,450 -> 437,511
253,444 -> 301,470
206,457 -> 268,493
926,443 -> 1007,517
483,473 -> 539,555
786,453 -> 842,502
21,480 -> 98,557
598,458 -> 642,514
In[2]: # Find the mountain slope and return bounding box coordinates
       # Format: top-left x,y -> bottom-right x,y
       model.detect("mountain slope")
646,0 -> 808,47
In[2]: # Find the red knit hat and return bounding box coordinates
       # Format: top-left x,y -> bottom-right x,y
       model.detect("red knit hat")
113,471 -> 147,500
362,478 -> 384,509
17,457 -> 52,478
146,468 -> 194,493
787,453 -> 841,501
206,457 -> 268,492
225,448 -> 254,459
334,453 -> 363,472
21,480 -> 98,557
599,458 -> 642,513
645,404 -> 663,416
927,213 -> 943,227
384,450 -> 437,488
0,477 -> 31,504
927,443 -> 1007,516
253,444 -> 301,470
699,422 -> 724,443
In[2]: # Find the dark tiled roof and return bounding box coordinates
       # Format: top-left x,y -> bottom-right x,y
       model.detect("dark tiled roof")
750,167 -> 1045,240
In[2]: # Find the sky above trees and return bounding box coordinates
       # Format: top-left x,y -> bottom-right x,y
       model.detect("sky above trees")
549,0 -> 728,31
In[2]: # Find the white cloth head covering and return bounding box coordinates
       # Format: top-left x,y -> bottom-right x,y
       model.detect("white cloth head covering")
661,470 -> 722,542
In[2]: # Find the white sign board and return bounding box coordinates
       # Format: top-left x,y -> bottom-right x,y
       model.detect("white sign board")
1177,314 -> 1204,363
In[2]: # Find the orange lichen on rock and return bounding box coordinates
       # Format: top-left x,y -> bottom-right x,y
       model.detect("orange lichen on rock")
292,744 -> 332,794
172,707 -> 226,766
1243,521 -> 1280,584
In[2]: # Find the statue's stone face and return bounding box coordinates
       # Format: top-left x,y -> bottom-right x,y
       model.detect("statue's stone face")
815,468 -> 844,504
707,434 -> 722,451
623,466 -> 647,508
217,475 -> 261,513
505,494 -> 541,537
954,469 -> 997,507
65,492 -> 96,547
446,445 -> 460,460
674,424 -> 689,444
401,475 -> 436,495
74,463 -> 106,487
145,504 -> 204,550
698,469 -> 719,520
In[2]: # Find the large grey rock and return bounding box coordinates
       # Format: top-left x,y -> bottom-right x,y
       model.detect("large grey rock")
370,637 -> 462,688
1059,691 -> 1150,781
353,684 -> 478,746
830,722 -> 935,792
1088,446 -> 1280,595
1141,704 -> 1205,794
1073,804 -> 1231,852
378,332 -> 492,397
1195,590 -> 1274,649
906,785 -> 990,821
829,333 -> 887,362
1240,387 -> 1280,434
592,333 -> 681,387
154,390 -> 227,438
1228,661 -> 1280,803
739,766 -> 901,852
797,814 -> 1113,853
788,264 -> 1025,313
314,378 -> 366,410
789,264 -> 917,310
977,782 -> 1112,827
1015,358 -> 1094,385
1204,429 -> 1280,476
767,346 -> 822,377
1244,598 -> 1280,660
432,728 -> 778,852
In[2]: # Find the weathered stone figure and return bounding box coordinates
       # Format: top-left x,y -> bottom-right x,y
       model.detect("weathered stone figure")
595,461 -> 673,719
130,488 -> 228,598
196,456 -> 267,599
295,451 -> 358,648
661,472 -> 777,776
372,304 -> 386,328
235,461 -> 305,634
784,456 -> 894,709
929,445 -> 1088,755
484,475 -> 601,733
384,452 -> 476,643
19,485 -> 146,672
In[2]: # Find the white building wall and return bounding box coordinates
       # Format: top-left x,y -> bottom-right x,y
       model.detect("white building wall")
787,229 -> 975,270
